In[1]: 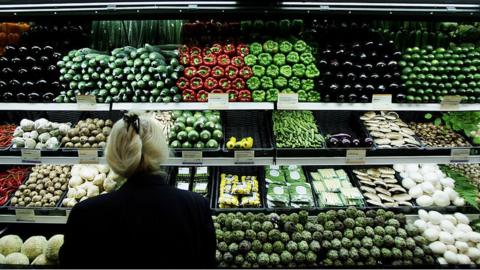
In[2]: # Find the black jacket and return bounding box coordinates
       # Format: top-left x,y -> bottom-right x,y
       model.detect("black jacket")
59,173 -> 216,269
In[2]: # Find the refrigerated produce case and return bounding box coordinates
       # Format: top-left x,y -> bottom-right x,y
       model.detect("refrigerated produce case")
0,0 -> 479,268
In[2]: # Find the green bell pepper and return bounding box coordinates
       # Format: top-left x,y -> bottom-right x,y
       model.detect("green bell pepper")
258,53 -> 272,66
280,65 -> 292,78
244,54 -> 257,66
246,76 -> 261,90
266,88 -> 279,102
297,89 -> 307,102
307,91 -> 321,102
252,65 -> 266,77
249,42 -> 263,55
273,53 -> 286,66
279,41 -> 293,54
263,40 -> 279,54
261,76 -> 274,89
286,51 -> 300,64
266,65 -> 279,78
274,76 -> 288,89
300,52 -> 314,64
305,63 -> 320,78
252,90 -> 266,102
292,63 -> 306,77
302,79 -> 315,92
294,40 -> 307,53
289,77 -> 301,90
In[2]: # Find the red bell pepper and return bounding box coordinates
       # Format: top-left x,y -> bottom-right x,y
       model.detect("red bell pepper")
231,56 -> 244,67
211,89 -> 224,94
204,77 -> 218,90
179,53 -> 189,65
211,44 -> 223,55
238,89 -> 252,102
225,65 -> 239,80
226,89 -> 238,102
182,89 -> 196,102
217,54 -> 230,66
190,47 -> 202,55
190,55 -> 203,66
223,43 -> 236,55
219,78 -> 231,90
176,77 -> 189,90
211,66 -> 225,79
239,66 -> 253,79
196,90 -> 209,102
179,45 -> 189,55
184,67 -> 197,78
203,54 -> 217,66
236,44 -> 249,56
197,66 -> 211,78
190,77 -> 203,90
203,47 -> 213,55
232,78 -> 245,90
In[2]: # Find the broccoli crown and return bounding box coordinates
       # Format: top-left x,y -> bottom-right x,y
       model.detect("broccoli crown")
301,231 -> 312,242
331,238 -> 342,250
246,251 -> 257,263
355,217 -> 366,227
234,254 -> 244,265
283,221 -> 296,234
339,247 -> 349,260
387,218 -> 401,229
359,247 -> 370,258
317,213 -> 327,224
370,246 -> 381,258
280,232 -> 290,243
384,211 -> 395,219
397,228 -> 407,238
268,229 -> 281,242
323,230 -> 333,240
255,213 -> 266,223
413,235 -> 427,246
366,209 -> 376,218
323,258 -> 333,266
392,247 -> 403,259
321,240 -> 331,249
241,221 -> 251,231
405,224 -> 419,237
365,257 -> 377,266
304,222 -> 316,233
334,221 -> 345,231
372,235 -> 383,247
333,230 -> 342,239
294,251 -> 306,263
403,249 -> 413,260
245,212 -> 255,223
233,230 -> 245,242
252,240 -> 263,253
295,223 -> 304,232
262,221 -> 274,232
257,231 -> 268,243
312,231 -> 322,242
299,210 -> 309,224
239,240 -> 252,253
286,241 -> 298,253
292,232 -> 303,243
241,261 -> 251,268
326,210 -> 337,221
381,247 -> 392,259
394,237 -> 406,249
289,213 -> 300,224
327,249 -> 339,260
374,226 -> 385,236
413,246 -> 425,257
385,225 -> 397,237
251,221 -> 262,232
269,253 -> 281,265
280,250 -> 293,264
273,241 -> 285,254
349,247 -> 359,260
218,241 -> 228,252
365,217 -> 374,227
232,219 -> 243,230
374,215 -> 385,226
262,243 -> 273,254
223,231 -> 233,244
257,252 -> 270,266
336,209 -> 347,220
298,241 -> 309,253
309,240 -> 321,253
365,226 -> 375,237
245,229 -> 256,241
376,209 -> 386,216
383,235 -> 395,247
346,206 -> 358,218
361,237 -> 373,249
223,251 -> 234,263
229,243 -> 239,254
341,237 -> 352,249
351,238 -> 361,248
344,218 -> 355,229
306,251 -> 317,264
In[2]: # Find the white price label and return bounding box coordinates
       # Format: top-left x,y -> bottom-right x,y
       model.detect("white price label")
277,93 -> 299,110
15,209 -> 35,221
372,94 -> 392,110
78,149 -> 99,164
441,95 -> 462,110
451,148 -> 470,162
196,166 -> 208,175
182,151 -> 203,164
346,149 -> 366,164
208,93 -> 229,109
76,95 -> 97,110
234,150 -> 255,164
21,149 -> 41,163
177,182 -> 190,191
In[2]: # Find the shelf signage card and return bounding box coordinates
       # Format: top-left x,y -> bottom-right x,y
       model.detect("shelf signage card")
234,150 -> 255,164
346,149 -> 366,164
372,94 -> 392,110
21,149 -> 41,163
450,148 -> 470,163
277,93 -> 299,110
78,149 -> 99,164
182,151 -> 203,164
441,95 -> 462,110
76,95 -> 97,110
15,209 -> 35,221
208,93 -> 229,109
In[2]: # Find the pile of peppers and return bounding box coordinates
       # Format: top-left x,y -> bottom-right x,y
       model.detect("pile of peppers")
177,43 -> 253,102
0,166 -> 30,206
245,39 -> 321,102
0,123 -> 15,149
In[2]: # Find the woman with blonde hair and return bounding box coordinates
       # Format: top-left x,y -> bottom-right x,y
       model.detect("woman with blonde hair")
59,112 -> 216,268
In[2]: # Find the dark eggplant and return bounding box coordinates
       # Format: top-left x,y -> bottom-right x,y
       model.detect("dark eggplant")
363,64 -> 373,72
336,72 -> 344,80
36,80 -> 48,92
28,92 -> 40,102
42,92 -> 55,102
318,59 -> 328,69
359,94 -> 369,103
0,57 -> 8,68
364,137 -> 374,147
328,136 -> 339,147
354,84 -> 363,93
323,94 -> 332,102
2,92 -> 14,102
348,93 -> 357,102
341,138 -> 351,147
17,47 -> 28,57
4,46 -> 16,56
30,66 -> 42,78
17,69 -> 28,81
337,94 -> 345,102
330,60 -> 340,69
359,74 -> 368,82
376,62 -> 386,70
396,93 -> 406,103
43,46 -> 54,55
347,73 -> 356,81
377,85 -> 386,92
10,58 -> 21,67
329,84 -> 339,91
30,46 -> 42,56
352,139 -> 361,147
365,85 -> 375,92
9,80 -> 20,91
22,81 -> 34,93
52,52 -> 62,62
0,81 -> 6,92
343,84 -> 352,92
39,56 -> 50,65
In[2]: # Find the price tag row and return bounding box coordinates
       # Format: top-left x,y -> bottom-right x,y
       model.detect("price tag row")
20,149 -> 99,164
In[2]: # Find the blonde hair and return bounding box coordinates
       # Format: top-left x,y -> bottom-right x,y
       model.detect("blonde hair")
105,112 -> 169,178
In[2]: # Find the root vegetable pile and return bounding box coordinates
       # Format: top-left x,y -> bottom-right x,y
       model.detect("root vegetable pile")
0,234 -> 64,266
409,122 -> 470,148
61,118 -> 113,148
12,118 -> 70,150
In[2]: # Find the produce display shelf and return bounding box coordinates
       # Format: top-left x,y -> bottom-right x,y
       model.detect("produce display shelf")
276,155 -> 480,166
0,156 -> 107,165
162,157 -> 274,166
0,103 -> 111,111
112,102 -> 274,111
279,102 -> 480,112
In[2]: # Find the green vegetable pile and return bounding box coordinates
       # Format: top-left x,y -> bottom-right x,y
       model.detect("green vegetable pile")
399,44 -> 480,103
168,110 -> 223,149
273,111 -> 324,148
55,44 -> 182,103
214,208 -> 436,268
245,40 -> 320,102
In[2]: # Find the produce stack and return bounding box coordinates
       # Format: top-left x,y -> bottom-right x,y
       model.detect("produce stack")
0,123 -> 15,150
21,22 -> 90,52
398,45 -> 480,103
273,111 -> 324,148
56,44 -> 181,103
11,118 -> 70,150
60,118 -> 113,149
0,45 -> 63,102
266,165 -> 315,208
0,234 -> 64,265
177,43 -> 252,102
218,173 -> 261,208
245,40 -> 320,102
